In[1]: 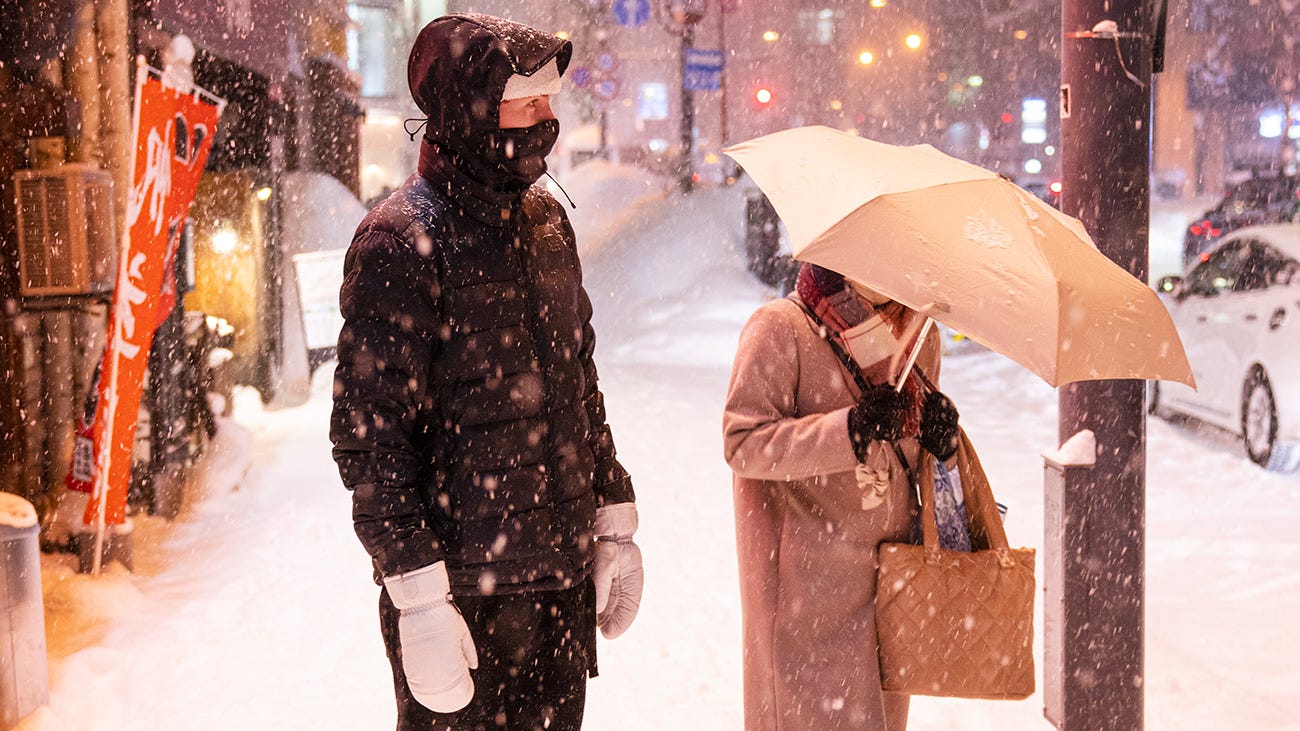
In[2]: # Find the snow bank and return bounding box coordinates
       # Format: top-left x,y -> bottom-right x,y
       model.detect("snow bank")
0,491 -> 37,530
274,172 -> 365,409
555,158 -> 666,260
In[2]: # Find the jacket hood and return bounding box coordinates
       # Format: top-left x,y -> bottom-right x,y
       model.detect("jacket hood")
408,13 -> 572,138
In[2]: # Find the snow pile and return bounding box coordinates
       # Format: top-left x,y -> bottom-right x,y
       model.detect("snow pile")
280,172 -> 367,258
1041,429 -> 1096,467
274,172 -> 366,409
554,158 -> 666,260
0,491 -> 37,529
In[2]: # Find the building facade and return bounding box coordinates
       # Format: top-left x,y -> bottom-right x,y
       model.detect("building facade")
0,0 -> 360,536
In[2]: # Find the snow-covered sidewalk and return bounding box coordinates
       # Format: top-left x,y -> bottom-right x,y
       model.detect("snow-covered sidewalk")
24,177 -> 1300,730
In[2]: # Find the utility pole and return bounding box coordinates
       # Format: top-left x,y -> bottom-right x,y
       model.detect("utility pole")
1047,1 -> 1160,729
661,0 -> 705,193
679,22 -> 695,192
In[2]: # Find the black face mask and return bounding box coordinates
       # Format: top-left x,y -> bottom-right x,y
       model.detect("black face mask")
423,118 -> 560,197
480,118 -> 560,189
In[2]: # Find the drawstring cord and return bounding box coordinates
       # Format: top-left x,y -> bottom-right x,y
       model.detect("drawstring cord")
407,118 -> 575,210
404,117 -> 429,141
545,171 -> 577,210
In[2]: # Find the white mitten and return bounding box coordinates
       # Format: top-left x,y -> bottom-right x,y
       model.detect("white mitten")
592,502 -> 644,639
383,562 -> 479,713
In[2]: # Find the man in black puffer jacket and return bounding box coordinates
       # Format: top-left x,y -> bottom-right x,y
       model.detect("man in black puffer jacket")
329,14 -> 642,730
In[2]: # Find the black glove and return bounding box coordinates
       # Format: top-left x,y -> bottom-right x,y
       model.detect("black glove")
847,384 -> 910,461
919,391 -> 961,461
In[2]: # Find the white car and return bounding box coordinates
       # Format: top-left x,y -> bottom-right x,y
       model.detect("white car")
1151,224 -> 1300,471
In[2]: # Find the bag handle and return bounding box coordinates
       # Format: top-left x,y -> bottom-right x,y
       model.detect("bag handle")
917,428 -> 1013,555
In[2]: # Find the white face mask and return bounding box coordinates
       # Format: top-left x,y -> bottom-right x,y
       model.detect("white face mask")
841,312 -> 903,369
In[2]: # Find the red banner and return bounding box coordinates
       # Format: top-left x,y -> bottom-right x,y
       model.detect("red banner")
83,69 -> 222,527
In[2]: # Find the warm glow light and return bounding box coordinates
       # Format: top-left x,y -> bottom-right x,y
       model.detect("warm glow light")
870,0 -> 887,7
255,186 -> 272,201
830,99 -> 843,111
755,88 -> 773,104
858,50 -> 875,65
905,33 -> 922,49
1014,29 -> 1028,40
762,30 -> 780,42
211,227 -> 239,255
555,31 -> 570,40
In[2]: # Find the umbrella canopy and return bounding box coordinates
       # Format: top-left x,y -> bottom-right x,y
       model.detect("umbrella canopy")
724,126 -> 1195,389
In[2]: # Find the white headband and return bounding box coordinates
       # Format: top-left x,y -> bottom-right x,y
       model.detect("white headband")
501,57 -> 562,101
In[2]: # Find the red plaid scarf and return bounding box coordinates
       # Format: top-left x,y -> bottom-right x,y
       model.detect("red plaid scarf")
795,263 -> 925,437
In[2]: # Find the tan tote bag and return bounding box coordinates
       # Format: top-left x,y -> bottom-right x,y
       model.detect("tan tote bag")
875,428 -> 1036,699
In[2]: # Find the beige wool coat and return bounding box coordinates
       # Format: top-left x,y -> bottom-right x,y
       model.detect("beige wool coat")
722,295 -> 942,731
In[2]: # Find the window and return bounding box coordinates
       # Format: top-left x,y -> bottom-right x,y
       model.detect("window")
348,3 -> 404,98
796,9 -> 837,46
408,0 -> 447,27
1183,241 -> 1248,297
637,83 -> 669,121
1021,98 -> 1047,145
1242,243 -> 1300,290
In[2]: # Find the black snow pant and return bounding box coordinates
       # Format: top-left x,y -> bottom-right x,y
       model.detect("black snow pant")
380,577 -> 598,731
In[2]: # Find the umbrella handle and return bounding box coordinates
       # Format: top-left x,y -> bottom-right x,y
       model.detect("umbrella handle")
893,317 -> 934,393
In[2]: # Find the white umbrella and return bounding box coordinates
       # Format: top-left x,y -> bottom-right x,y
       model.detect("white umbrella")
725,125 -> 1195,389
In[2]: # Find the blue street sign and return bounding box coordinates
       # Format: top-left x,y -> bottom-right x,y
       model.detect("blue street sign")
592,78 -> 620,101
684,48 -> 725,92
613,0 -> 650,29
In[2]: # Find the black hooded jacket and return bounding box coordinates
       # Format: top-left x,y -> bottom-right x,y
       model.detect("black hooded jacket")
330,14 -> 633,595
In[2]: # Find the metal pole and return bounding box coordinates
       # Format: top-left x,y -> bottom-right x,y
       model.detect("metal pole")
718,6 -> 728,146
1050,0 -> 1153,728
680,23 -> 695,193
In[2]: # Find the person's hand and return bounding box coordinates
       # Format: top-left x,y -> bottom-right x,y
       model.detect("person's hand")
592,503 -> 643,639
847,384 -> 910,460
919,391 -> 961,461
383,562 -> 478,713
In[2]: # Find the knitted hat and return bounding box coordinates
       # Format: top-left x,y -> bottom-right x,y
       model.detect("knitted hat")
501,57 -> 562,101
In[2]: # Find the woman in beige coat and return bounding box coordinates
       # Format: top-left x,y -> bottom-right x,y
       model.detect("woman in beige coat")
722,263 -> 960,731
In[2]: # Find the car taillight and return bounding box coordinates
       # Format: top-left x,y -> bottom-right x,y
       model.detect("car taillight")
1190,224 -> 1203,235
1209,227 -> 1222,236
1199,252 -> 1211,263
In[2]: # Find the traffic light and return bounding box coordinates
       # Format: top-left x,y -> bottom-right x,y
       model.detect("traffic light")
754,86 -> 774,106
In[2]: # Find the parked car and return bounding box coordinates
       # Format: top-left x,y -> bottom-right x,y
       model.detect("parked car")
1152,224 -> 1300,471
1182,173 -> 1300,268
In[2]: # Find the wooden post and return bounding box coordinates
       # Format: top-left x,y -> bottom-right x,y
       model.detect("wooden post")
95,0 -> 131,248
66,1 -> 102,166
